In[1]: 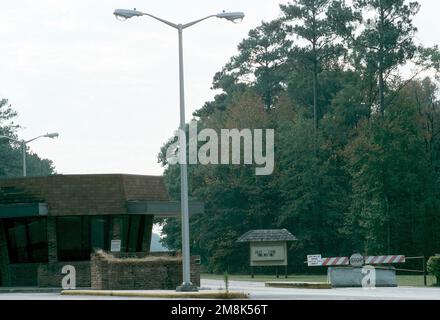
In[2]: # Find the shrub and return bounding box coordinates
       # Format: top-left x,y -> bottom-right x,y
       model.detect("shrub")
223,271 -> 230,294
427,255 -> 440,286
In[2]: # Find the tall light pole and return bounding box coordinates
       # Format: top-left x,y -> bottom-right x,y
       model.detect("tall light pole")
113,8 -> 244,292
0,133 -> 59,177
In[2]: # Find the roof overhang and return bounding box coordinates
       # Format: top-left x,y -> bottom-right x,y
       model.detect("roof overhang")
0,201 -> 205,218
237,229 -> 298,243
126,201 -> 204,217
0,203 -> 48,219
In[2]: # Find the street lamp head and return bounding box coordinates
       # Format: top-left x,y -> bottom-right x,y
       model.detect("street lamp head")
216,11 -> 245,24
113,8 -> 144,21
44,133 -> 59,139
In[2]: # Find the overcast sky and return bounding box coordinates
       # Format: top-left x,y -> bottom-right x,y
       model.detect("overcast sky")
1,0 -> 438,176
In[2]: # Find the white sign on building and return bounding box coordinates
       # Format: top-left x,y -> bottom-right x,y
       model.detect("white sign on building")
110,239 -> 122,252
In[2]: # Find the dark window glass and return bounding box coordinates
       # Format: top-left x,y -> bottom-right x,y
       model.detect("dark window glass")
56,216 -> 91,261
56,215 -> 148,260
122,215 -> 146,252
27,218 -> 49,262
91,216 -> 110,251
136,216 -> 146,252
127,216 -> 140,252
119,216 -> 128,251
3,218 -> 48,264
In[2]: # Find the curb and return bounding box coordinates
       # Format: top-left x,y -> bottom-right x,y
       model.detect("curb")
61,290 -> 249,299
265,281 -> 332,289
0,288 -> 62,294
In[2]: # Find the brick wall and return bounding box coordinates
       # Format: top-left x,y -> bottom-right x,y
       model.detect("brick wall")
0,220 -> 10,286
47,217 -> 58,263
8,263 -> 39,286
38,262 -> 91,288
91,252 -> 201,290
2,253 -> 201,289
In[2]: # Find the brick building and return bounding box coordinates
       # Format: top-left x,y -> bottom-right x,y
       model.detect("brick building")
0,174 -> 203,287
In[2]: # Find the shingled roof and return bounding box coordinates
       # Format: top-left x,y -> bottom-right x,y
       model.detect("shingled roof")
237,229 -> 297,243
0,174 -> 169,216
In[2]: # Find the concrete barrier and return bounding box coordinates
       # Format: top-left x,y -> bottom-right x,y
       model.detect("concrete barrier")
328,266 -> 397,287
265,281 -> 331,289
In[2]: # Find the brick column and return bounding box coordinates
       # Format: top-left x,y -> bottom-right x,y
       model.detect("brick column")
142,215 -> 154,253
111,216 -> 122,242
0,219 -> 11,286
46,217 -> 58,263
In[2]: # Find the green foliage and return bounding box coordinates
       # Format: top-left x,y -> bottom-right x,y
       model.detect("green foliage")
0,98 -> 56,177
427,255 -> 440,286
280,0 -> 355,128
352,0 -> 420,114
158,1 -> 440,273
345,92 -> 434,255
224,271 -> 229,293
214,20 -> 291,110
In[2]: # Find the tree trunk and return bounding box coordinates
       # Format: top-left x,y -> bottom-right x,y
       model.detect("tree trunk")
311,2 -> 318,131
384,192 -> 391,254
379,67 -> 385,116
313,60 -> 318,131
378,3 -> 385,117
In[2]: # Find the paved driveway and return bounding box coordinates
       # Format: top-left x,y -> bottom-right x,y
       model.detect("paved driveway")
201,279 -> 440,300
0,280 -> 438,300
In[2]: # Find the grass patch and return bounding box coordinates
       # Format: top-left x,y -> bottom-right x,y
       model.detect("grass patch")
94,250 -> 180,263
201,273 -> 437,287
202,273 -> 328,283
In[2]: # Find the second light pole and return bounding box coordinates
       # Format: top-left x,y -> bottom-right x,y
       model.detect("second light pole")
0,133 -> 59,177
114,8 -> 245,292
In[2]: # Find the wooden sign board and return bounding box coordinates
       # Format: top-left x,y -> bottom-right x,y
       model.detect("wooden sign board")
250,241 -> 287,266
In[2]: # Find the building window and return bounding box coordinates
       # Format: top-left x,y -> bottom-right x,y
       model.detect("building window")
56,216 -> 91,261
57,216 -> 111,261
91,216 -> 110,251
121,215 -> 147,252
3,217 -> 48,264
56,215 -> 148,261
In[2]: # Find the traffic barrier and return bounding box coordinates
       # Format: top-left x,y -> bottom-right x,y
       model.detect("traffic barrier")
306,254 -> 428,286
321,257 -> 349,266
364,255 -> 405,265
306,254 -> 406,267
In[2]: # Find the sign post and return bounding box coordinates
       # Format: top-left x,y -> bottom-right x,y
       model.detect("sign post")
349,253 -> 364,267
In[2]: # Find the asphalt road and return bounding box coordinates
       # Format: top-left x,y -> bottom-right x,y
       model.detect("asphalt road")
0,279 -> 439,300
201,279 -> 440,300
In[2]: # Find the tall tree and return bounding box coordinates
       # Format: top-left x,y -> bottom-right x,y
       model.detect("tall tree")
159,90 -> 278,272
345,88 -> 436,254
352,0 -> 420,116
280,0 -> 353,130
158,1 -> 440,273
213,20 -> 291,110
